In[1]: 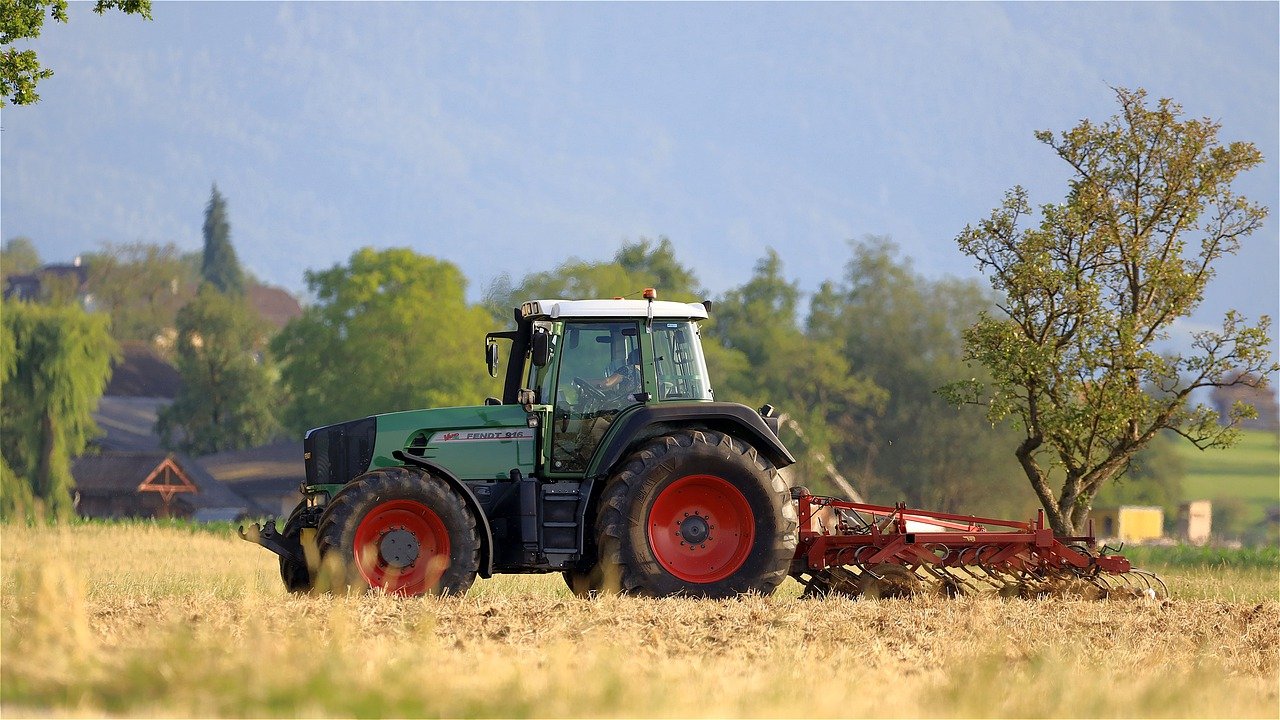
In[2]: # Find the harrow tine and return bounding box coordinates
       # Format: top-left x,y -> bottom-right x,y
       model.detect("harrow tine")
1128,569 -> 1168,599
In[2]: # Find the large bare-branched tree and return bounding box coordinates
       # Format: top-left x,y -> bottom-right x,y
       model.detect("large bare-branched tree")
945,87 -> 1276,535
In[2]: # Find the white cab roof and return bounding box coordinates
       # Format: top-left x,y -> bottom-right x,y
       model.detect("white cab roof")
521,298 -> 708,321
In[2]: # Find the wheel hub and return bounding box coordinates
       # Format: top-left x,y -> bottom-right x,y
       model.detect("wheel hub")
379,528 -> 420,568
679,514 -> 710,545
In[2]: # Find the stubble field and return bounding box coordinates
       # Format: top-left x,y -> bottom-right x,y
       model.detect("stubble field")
2,522 -> 1277,718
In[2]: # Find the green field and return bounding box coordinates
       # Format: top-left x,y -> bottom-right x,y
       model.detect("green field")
1177,428 -> 1280,529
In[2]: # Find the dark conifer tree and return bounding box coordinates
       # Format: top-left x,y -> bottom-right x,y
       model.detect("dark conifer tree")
200,184 -> 245,295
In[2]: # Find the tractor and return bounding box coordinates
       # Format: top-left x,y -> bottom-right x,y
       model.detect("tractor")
242,291 -> 1165,600
245,291 -> 797,597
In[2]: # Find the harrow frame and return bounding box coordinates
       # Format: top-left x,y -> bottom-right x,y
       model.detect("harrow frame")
790,492 -> 1167,599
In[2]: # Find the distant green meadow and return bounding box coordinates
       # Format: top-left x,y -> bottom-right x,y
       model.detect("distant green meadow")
1177,429 -> 1279,527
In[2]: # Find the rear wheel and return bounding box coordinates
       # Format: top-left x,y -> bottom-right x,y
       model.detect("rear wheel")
316,467 -> 479,595
594,430 -> 797,598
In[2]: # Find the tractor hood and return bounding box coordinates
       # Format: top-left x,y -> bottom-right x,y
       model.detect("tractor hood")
305,404 -> 536,486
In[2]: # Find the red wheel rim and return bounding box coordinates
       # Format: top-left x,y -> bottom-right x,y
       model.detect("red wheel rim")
647,474 -> 755,583
352,499 -> 450,595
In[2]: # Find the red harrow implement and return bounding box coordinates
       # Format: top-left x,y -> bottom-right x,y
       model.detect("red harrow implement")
790,491 -> 1167,600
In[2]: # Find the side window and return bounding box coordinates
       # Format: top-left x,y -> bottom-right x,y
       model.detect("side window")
652,322 -> 712,401
550,322 -> 642,473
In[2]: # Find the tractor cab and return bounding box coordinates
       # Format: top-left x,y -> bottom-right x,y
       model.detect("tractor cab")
494,293 -> 714,475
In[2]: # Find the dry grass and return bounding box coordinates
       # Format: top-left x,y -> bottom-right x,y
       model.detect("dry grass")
2,523 -> 1277,718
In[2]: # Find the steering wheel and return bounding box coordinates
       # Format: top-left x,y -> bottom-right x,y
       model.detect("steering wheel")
573,376 -> 608,403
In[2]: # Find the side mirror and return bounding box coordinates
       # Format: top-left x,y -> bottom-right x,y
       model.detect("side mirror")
485,341 -> 500,378
531,331 -> 551,367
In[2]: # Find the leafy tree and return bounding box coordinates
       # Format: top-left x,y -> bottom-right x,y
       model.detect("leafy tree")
809,238 -> 1030,515
156,285 -> 279,454
1,236 -> 41,279
84,241 -> 197,341
945,88 -> 1276,534
485,237 -> 705,323
1092,431 -> 1185,517
708,249 -> 886,496
272,247 -> 496,433
1,0 -> 151,106
200,184 -> 245,296
1,299 -> 117,520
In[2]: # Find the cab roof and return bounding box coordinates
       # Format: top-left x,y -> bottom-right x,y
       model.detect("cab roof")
520,298 -> 708,321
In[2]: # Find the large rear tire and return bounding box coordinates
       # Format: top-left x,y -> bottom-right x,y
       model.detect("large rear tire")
316,467 -> 479,596
594,430 -> 797,598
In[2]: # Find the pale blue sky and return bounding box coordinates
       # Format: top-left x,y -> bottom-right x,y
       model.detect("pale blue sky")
2,2 -> 1277,359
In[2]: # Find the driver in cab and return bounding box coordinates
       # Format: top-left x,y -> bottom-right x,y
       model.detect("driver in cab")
594,347 -> 642,400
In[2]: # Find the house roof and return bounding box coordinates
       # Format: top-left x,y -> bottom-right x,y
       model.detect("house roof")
92,396 -> 170,453
71,452 -> 252,512
105,341 -> 182,398
249,284 -> 303,330
198,440 -> 305,499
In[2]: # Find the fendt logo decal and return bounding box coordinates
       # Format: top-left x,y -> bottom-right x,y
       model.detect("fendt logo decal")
429,428 -> 535,444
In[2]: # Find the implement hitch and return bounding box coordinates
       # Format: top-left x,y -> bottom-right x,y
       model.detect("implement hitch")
239,519 -> 305,567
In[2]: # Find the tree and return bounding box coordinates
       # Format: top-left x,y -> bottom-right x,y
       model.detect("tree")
808,238 -> 1030,515
200,184 -> 245,296
708,250 -> 886,497
156,285 -> 279,455
84,241 -> 197,342
272,247 -> 496,433
1,299 -> 117,520
1,0 -> 151,107
1,236 -> 41,280
485,236 -> 705,324
1092,431 -> 1185,517
945,88 -> 1276,535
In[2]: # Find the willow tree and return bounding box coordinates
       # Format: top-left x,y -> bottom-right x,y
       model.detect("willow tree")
1,301 -> 117,519
946,87 -> 1275,535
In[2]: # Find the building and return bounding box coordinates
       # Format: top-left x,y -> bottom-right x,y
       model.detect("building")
3,260 -> 89,304
198,440 -> 305,517
72,452 -> 252,520
1092,505 -> 1165,543
1176,500 -> 1213,545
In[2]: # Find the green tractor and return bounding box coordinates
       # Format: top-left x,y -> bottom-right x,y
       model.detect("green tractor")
243,291 -> 798,598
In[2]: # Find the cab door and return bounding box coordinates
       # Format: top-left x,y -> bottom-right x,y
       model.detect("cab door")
546,321 -> 645,474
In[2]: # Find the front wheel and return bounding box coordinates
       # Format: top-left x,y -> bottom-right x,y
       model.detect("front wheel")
316,467 -> 479,595
278,501 -> 313,593
594,430 -> 797,598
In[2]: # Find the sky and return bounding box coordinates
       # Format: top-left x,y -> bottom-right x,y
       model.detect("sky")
2,1 -> 1277,361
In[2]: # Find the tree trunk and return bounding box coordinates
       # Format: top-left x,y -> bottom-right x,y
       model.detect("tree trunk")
35,411 -> 56,504
1016,435 -> 1075,534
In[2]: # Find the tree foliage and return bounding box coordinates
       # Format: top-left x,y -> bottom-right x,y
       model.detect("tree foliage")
156,285 -> 279,455
272,247 -> 497,433
200,184 -> 245,296
945,88 -> 1276,534
1,0 -> 151,106
1,299 -> 117,520
84,241 -> 197,342
1,236 -> 41,279
809,238 -> 1029,514
485,236 -> 703,321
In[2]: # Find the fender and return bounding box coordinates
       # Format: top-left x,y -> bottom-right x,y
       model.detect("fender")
589,401 -> 796,476
570,402 -> 797,567
392,450 -> 495,578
